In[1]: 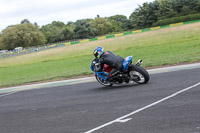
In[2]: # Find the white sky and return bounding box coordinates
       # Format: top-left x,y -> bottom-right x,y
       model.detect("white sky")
0,0 -> 154,31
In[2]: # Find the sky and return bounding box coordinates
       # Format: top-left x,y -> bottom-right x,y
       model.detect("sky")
0,0 -> 154,31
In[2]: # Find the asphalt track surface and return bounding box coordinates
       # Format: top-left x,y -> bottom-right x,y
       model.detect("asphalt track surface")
0,68 -> 200,133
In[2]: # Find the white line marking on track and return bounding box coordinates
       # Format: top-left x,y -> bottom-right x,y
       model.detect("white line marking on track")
0,91 -> 17,98
84,82 -> 200,133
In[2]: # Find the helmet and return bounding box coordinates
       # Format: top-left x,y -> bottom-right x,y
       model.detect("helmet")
93,46 -> 104,58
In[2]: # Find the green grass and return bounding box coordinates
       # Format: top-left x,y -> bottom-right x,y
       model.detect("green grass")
0,23 -> 200,87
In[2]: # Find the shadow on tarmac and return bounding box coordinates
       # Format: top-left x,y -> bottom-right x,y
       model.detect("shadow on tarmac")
93,83 -> 145,91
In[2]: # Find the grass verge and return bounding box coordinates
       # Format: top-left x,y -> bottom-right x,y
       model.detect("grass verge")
0,23 -> 200,87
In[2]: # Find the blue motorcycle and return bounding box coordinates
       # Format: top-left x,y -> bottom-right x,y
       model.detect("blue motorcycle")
91,56 -> 150,87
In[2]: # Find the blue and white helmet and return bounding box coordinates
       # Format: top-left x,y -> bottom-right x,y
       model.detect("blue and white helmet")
93,46 -> 104,58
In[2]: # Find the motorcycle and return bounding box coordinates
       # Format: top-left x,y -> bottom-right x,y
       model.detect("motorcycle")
90,56 -> 150,87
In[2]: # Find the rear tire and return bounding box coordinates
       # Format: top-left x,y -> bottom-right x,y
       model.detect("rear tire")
129,65 -> 150,84
95,75 -> 113,87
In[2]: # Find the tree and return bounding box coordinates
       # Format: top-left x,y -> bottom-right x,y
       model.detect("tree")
21,19 -> 30,24
74,19 -> 96,39
157,0 -> 174,18
158,0 -> 199,18
60,27 -> 74,40
194,0 -> 200,11
178,0 -> 200,14
91,17 -> 112,36
130,1 -> 159,29
40,21 -> 74,43
0,34 -> 3,50
0,23 -> 46,50
181,5 -> 192,15
129,0 -> 200,29
109,20 -> 122,32
52,21 -> 65,27
108,15 -> 129,31
66,21 -> 75,32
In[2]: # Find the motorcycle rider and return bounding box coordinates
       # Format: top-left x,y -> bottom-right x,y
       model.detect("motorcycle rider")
93,46 -> 124,81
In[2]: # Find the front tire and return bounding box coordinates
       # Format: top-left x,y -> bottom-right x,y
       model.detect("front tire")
129,65 -> 150,84
95,75 -> 113,87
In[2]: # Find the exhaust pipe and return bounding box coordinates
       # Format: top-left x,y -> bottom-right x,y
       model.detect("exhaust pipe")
136,59 -> 143,66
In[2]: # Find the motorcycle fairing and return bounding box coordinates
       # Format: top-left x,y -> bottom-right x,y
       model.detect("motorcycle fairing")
123,56 -> 133,71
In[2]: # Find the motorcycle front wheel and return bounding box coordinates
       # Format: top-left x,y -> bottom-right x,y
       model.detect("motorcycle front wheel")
129,65 -> 150,84
95,75 -> 113,87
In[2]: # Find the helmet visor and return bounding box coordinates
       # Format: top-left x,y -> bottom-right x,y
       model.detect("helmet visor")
93,51 -> 98,57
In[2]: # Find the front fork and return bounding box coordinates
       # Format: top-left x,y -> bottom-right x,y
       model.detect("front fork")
95,72 -> 108,81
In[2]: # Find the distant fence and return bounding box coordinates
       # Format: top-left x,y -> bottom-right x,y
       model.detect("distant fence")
0,41 -> 78,58
1,19 -> 200,59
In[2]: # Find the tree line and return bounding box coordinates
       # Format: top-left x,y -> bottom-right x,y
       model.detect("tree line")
0,0 -> 200,50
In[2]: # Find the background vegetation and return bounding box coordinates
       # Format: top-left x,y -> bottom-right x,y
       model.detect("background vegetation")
153,13 -> 200,26
0,0 -> 200,50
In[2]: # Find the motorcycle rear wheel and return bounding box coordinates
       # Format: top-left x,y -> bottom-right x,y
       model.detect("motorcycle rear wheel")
95,75 -> 113,87
129,65 -> 150,84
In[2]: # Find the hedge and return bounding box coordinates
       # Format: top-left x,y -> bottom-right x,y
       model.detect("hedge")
152,13 -> 200,27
